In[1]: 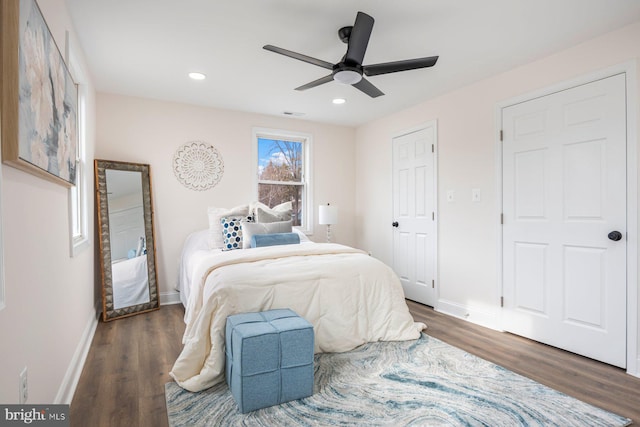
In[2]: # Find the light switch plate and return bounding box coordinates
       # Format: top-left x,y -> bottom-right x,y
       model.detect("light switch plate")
447,191 -> 455,202
472,188 -> 481,202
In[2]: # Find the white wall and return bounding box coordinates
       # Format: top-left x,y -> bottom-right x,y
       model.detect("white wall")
95,94 -> 356,302
355,21 -> 640,370
0,0 -> 97,403
109,192 -> 143,212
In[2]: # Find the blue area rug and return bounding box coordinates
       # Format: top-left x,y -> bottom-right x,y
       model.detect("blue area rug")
165,334 -> 631,426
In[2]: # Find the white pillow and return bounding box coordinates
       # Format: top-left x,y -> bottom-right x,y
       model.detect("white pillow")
255,201 -> 293,223
273,201 -> 293,211
207,205 -> 249,249
249,201 -> 268,216
242,220 -> 292,249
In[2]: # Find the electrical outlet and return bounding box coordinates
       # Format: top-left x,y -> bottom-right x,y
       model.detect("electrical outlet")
19,367 -> 28,404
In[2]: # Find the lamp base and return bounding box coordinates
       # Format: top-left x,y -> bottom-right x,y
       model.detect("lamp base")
326,224 -> 332,243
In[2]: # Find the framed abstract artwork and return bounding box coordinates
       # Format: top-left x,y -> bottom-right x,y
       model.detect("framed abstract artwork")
1,0 -> 78,187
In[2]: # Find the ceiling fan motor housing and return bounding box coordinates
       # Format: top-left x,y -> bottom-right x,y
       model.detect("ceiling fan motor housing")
332,62 -> 363,84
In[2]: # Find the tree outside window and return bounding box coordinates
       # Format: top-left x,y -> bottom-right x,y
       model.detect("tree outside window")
257,137 -> 304,226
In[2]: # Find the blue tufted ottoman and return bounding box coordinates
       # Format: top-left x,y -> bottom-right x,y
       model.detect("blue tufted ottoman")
225,308 -> 314,413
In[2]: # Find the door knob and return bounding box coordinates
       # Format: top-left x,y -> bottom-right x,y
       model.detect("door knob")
392,221 -> 399,228
608,231 -> 623,241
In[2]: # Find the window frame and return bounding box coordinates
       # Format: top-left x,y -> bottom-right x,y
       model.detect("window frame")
252,127 -> 313,235
67,40 -> 89,257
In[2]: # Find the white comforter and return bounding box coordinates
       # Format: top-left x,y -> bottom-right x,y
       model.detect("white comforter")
170,243 -> 425,392
111,254 -> 149,308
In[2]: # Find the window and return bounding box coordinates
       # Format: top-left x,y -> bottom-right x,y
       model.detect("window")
68,43 -> 89,256
253,128 -> 313,233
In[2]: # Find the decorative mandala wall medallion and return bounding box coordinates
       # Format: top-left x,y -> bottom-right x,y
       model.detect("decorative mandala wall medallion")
173,141 -> 224,191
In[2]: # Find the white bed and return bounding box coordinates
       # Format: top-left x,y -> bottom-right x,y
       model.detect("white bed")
171,229 -> 425,392
177,230 -> 213,308
111,254 -> 149,308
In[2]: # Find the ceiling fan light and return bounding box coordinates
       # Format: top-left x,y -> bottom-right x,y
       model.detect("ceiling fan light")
333,70 -> 362,85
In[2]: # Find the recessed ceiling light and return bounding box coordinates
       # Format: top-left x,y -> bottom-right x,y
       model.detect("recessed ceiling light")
188,72 -> 206,80
332,98 -> 346,105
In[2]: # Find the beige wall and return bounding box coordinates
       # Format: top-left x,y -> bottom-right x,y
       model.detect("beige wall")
0,0 -> 97,403
355,21 -> 640,372
95,94 -> 356,301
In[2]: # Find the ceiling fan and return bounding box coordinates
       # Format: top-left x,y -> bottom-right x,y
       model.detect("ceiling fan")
263,11 -> 439,98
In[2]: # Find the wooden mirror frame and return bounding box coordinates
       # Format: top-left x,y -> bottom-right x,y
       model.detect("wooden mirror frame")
95,159 -> 159,321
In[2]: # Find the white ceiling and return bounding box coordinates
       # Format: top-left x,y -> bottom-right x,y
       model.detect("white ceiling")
65,0 -> 640,127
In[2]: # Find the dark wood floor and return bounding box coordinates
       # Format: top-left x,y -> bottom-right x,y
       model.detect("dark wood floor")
70,302 -> 640,426
70,305 -> 185,427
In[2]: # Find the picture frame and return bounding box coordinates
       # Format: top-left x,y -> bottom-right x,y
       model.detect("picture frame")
1,0 -> 78,187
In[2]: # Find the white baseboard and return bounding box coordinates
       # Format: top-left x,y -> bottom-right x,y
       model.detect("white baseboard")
436,299 -> 502,331
54,292 -> 180,405
55,311 -> 98,404
160,291 -> 181,305
628,357 -> 640,378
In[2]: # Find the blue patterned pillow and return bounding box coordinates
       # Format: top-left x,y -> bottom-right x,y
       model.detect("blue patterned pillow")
221,216 -> 253,251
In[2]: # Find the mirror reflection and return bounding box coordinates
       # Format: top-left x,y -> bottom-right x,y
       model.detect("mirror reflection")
95,160 -> 159,321
106,169 -> 150,309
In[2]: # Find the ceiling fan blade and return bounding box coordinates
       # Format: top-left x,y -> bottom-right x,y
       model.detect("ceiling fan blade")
344,12 -> 374,64
363,56 -> 439,76
263,45 -> 334,70
352,77 -> 384,98
295,74 -> 334,91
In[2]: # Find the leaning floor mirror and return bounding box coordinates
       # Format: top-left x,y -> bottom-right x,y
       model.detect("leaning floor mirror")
95,160 -> 159,321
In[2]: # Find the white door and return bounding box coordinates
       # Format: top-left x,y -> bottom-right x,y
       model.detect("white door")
502,74 -> 627,367
392,125 -> 437,306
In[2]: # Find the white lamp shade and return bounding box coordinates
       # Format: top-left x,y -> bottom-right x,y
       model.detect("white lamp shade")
318,205 -> 338,225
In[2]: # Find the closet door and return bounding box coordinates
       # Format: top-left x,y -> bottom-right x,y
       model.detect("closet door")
392,124 -> 437,307
502,74 -> 627,367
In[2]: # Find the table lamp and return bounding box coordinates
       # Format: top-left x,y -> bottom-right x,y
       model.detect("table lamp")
318,203 -> 338,243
